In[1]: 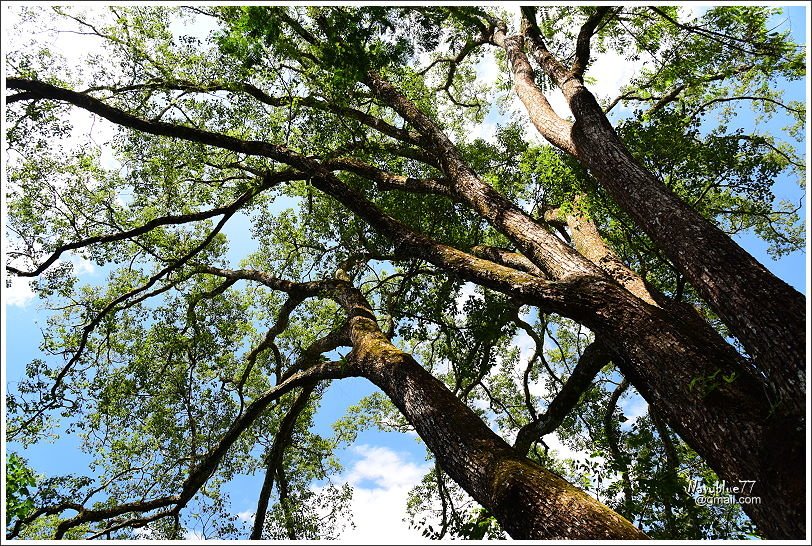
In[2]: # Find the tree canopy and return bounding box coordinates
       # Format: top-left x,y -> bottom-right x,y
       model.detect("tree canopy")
3,4 -> 806,540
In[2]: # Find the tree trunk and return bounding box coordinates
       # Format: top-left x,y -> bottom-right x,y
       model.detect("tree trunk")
496,25 -> 803,424
335,271 -> 802,538
549,199 -> 805,538
12,75 -> 802,538
363,69 -> 804,538
338,292 -> 647,539
542,275 -> 804,539
562,82 -> 805,415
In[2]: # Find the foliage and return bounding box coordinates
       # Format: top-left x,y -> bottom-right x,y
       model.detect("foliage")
3,4 -> 803,540
5,453 -> 37,529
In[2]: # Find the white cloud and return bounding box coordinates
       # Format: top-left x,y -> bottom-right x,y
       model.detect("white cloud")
586,48 -> 643,106
474,52 -> 500,88
454,282 -> 481,319
545,431 -> 594,463
236,510 -> 254,523
66,252 -> 96,276
468,119 -> 498,144
3,278 -> 36,308
132,527 -> 154,538
545,88 -> 572,121
337,444 -> 431,543
344,444 -> 427,490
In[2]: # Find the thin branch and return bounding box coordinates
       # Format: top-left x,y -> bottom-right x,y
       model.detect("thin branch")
514,312 -> 562,392
8,206 -> 240,441
250,384 -> 315,539
234,293 -> 309,410
514,340 -> 611,455
650,6 -> 789,59
6,170 -> 302,277
603,377 -> 634,519
33,360 -> 351,539
689,95 -> 804,121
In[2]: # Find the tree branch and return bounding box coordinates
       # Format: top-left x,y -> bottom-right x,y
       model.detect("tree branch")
519,7 -> 572,86
469,245 -> 547,278
514,340 -> 611,455
604,377 -> 635,519
8,207 -> 240,442
488,23 -> 576,155
234,293 -> 310,410
571,7 -> 614,78
11,359 -> 345,538
250,384 -> 315,539
6,170 -> 303,277
77,76 -> 428,148
363,71 -> 597,280
689,95 -> 804,121
324,157 -> 453,197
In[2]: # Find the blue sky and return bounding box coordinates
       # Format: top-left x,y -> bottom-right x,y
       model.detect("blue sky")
2,4 -> 808,541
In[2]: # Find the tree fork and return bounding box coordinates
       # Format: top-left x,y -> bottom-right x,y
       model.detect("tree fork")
563,82 -> 805,414
332,282 -> 647,539
508,11 -> 805,416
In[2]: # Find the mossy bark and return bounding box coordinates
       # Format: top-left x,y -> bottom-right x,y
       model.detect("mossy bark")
343,308 -> 646,539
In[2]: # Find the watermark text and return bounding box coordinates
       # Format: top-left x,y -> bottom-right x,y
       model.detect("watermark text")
688,480 -> 761,506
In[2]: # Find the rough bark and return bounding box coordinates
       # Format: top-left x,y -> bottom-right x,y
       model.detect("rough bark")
364,71 -> 599,281
514,339 -> 610,454
325,271 -> 794,539
561,198 -> 658,305
199,268 -> 647,538
470,245 -> 547,278
499,20 -> 805,418
333,283 -> 647,539
561,81 -> 805,415
555,276 -> 803,539
486,24 -> 806,534
492,33 -> 576,155
10,76 -> 803,538
356,70 -> 804,538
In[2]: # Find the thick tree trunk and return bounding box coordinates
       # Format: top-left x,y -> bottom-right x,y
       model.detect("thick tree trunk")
13,76 -> 802,538
491,31 -> 804,417
333,268 -> 802,538
482,34 -> 806,533
362,69 -> 804,538
336,290 -> 646,539
356,351 -> 646,539
548,200 -> 805,537
543,276 -> 804,539
495,22 -> 803,430
562,83 -> 805,414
